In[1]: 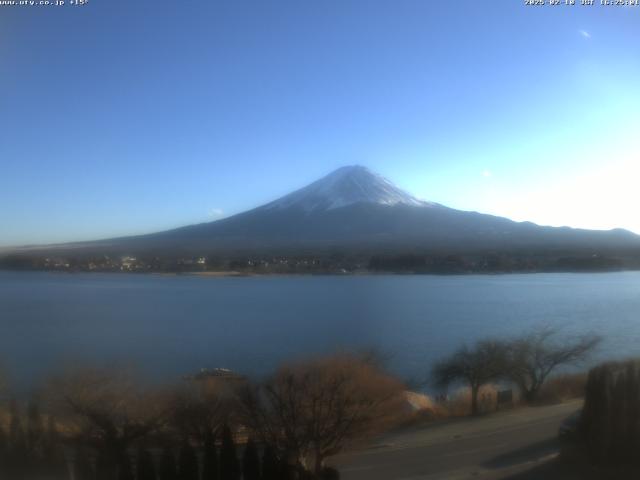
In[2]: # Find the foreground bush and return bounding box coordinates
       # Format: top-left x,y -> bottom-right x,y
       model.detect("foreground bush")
240,353 -> 405,476
536,373 -> 587,405
1,354 -> 401,479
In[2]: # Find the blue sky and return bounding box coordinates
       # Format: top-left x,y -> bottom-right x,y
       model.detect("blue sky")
1,0 -> 639,246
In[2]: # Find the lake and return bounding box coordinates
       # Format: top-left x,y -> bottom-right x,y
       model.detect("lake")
1,270 -> 640,390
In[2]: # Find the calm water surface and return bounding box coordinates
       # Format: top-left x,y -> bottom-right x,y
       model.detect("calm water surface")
1,271 -> 640,388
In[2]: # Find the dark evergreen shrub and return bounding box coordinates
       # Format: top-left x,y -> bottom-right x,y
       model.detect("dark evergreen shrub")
137,448 -> 156,480
202,433 -> 219,480
582,359 -> 640,464
42,416 -> 66,479
260,445 -> 280,480
0,425 -> 8,478
74,447 -> 95,480
95,448 -> 117,480
319,466 -> 340,480
220,425 -> 240,480
279,459 -> 294,480
26,402 -> 44,453
117,454 -> 134,480
178,442 -> 199,480
6,400 -> 30,479
159,447 -> 178,480
241,438 -> 260,480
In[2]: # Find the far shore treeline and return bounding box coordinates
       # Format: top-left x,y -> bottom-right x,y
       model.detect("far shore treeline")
2,247 -> 640,275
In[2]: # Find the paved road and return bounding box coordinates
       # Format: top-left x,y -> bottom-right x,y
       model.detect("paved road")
331,401 -> 582,480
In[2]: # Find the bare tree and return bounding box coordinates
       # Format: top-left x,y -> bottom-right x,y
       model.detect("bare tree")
47,367 -> 168,476
432,340 -> 508,415
240,354 -> 404,476
506,327 -> 601,403
168,378 -> 235,446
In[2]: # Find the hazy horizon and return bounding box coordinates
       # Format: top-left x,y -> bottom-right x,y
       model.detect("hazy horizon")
2,2 -> 640,247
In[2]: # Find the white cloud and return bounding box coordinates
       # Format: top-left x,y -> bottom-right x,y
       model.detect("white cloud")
208,208 -> 224,218
482,170 -> 492,178
580,30 -> 591,39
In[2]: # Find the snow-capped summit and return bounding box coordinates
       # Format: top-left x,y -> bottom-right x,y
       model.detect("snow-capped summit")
261,165 -> 433,212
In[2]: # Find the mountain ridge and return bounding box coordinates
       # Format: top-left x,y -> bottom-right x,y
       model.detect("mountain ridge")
3,166 -> 640,258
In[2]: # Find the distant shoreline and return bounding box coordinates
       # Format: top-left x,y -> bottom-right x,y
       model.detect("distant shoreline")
1,267 -> 639,278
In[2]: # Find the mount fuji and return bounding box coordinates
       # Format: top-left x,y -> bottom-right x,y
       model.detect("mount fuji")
11,165 -> 640,257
